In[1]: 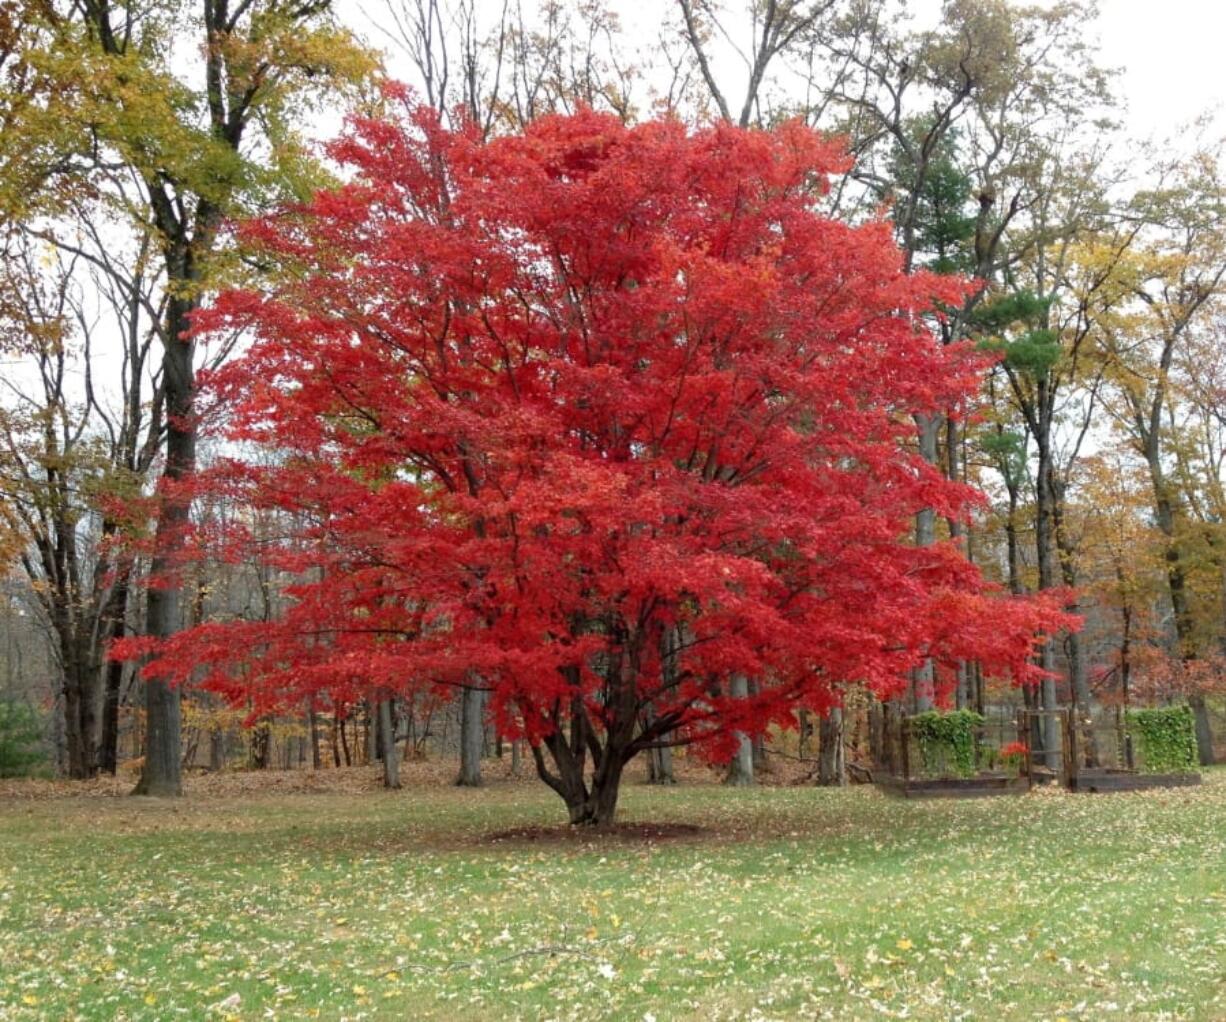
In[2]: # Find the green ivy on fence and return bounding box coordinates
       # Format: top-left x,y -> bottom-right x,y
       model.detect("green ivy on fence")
1127,706 -> 1199,774
910,710 -> 984,778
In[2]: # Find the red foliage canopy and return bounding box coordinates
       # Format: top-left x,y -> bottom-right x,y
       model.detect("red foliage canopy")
119,97 -> 1072,821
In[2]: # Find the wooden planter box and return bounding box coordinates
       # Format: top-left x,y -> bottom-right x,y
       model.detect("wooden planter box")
877,772 -> 1029,799
1069,768 -> 1202,793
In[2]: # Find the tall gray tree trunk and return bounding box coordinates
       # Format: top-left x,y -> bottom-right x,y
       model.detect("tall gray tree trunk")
510,738 -> 523,777
866,701 -> 883,765
61,644 -> 99,780
378,696 -> 399,788
1054,494 -> 1097,766
911,412 -> 941,712
644,704 -> 675,784
98,657 -> 124,775
748,679 -> 768,771
725,674 -> 754,786
647,628 -> 678,784
98,565 -> 132,775
308,704 -> 321,769
1065,626 -> 1097,766
818,707 -> 846,786
650,742 -> 675,784
1151,465 -> 1216,765
365,701 -> 378,765
1189,694 -> 1215,766
209,726 -> 225,772
946,417 -> 973,713
134,296 -> 194,797
1034,451 -> 1061,769
1039,666 -> 1059,770
456,684 -> 484,787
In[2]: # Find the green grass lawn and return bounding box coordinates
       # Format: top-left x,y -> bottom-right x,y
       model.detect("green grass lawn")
0,767 -> 1223,1021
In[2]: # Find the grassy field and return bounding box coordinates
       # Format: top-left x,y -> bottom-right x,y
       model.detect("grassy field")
0,765 -> 1223,1021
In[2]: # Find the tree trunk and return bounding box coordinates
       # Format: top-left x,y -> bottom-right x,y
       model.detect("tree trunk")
134,296 -> 195,798
209,726 -> 225,772
748,679 -> 768,771
56,623 -> 100,780
456,684 -> 485,787
724,674 -> 754,786
881,699 -> 902,776
308,704 -> 322,770
98,657 -> 124,775
1189,694 -> 1215,766
751,733 -> 768,772
946,417 -> 973,714
866,700 -> 883,766
1065,627 -> 1097,766
644,704 -> 675,784
365,701 -> 377,764
1054,496 -> 1097,766
798,708 -> 812,759
911,412 -> 941,712
953,663 -> 968,710
1034,450 -> 1061,769
510,738 -> 523,777
1154,483 -> 1215,765
531,730 -> 627,827
565,764 -> 623,826
1040,667 -> 1059,770
98,565 -> 132,776
378,696 -> 400,788
62,676 -> 86,779
530,642 -> 651,826
817,707 -> 846,786
249,719 -> 271,770
647,741 -> 675,785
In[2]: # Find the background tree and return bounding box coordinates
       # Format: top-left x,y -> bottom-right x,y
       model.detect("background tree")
1097,146 -> 1226,763
7,0 -> 377,793
0,229 -> 161,777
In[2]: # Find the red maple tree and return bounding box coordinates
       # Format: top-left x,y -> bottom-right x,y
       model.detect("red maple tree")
120,95 -> 1072,824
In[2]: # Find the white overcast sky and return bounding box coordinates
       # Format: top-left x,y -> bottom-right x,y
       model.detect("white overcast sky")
1097,0 -> 1225,140
14,0 -> 1221,407
354,0 -> 1226,146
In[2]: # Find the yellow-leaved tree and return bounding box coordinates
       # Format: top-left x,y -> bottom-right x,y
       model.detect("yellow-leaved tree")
2,1 -> 378,792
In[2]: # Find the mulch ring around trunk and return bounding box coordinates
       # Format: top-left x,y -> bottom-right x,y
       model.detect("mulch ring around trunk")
484,821 -> 709,845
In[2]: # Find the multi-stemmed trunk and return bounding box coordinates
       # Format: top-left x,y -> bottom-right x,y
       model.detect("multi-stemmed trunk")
532,651 -> 655,827
534,733 -> 627,826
